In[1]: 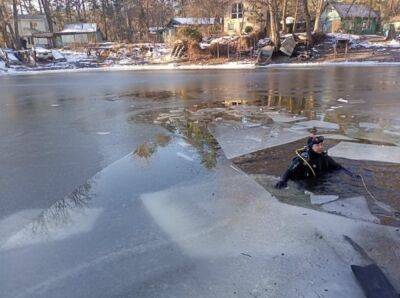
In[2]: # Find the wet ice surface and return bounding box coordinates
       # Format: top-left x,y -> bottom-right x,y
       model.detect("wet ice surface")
2,67 -> 400,296
330,142 -> 400,164
1,135 -> 400,298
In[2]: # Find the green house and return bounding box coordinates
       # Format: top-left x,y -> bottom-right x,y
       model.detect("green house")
320,2 -> 379,34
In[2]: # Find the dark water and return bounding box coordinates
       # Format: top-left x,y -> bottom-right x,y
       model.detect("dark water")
1,66 -> 400,222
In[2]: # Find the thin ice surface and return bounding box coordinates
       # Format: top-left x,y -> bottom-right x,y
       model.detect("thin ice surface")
1,136 -> 400,297
209,122 -> 308,159
329,142 -> 400,164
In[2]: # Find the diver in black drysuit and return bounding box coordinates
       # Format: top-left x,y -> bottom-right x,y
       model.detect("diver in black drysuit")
275,136 -> 355,189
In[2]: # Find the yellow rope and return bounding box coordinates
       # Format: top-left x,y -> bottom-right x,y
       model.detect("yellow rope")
295,148 -> 316,177
359,174 -> 378,202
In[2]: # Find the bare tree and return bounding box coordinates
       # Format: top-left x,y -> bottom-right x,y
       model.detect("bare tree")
313,0 -> 324,32
302,0 -> 312,47
12,0 -> 21,49
281,0 -> 288,33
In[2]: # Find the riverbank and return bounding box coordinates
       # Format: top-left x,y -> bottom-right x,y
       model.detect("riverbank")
2,60 -> 400,76
1,34 -> 400,75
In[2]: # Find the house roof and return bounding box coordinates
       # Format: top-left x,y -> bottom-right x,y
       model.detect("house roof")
60,23 -> 97,34
170,17 -> 216,26
330,2 -> 378,19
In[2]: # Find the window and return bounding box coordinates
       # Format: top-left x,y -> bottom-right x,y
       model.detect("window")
30,22 -> 37,29
231,3 -> 243,19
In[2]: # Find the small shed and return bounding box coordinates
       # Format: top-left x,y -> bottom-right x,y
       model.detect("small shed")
320,2 -> 379,34
11,14 -> 49,48
32,32 -> 55,48
57,23 -> 103,47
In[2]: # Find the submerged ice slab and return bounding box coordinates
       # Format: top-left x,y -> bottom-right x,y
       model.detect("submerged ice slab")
310,194 -> 339,205
291,120 -> 340,131
321,196 -> 378,223
265,112 -> 307,123
209,123 -> 308,159
329,142 -> 400,164
324,134 -> 356,141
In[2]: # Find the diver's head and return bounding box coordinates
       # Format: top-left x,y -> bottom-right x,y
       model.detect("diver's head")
309,136 -> 324,154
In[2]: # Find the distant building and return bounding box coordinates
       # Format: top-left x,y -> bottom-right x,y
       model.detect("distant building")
383,16 -> 400,34
11,14 -> 49,48
163,17 -> 221,44
223,1 -> 267,35
320,2 -> 379,34
57,23 -> 103,47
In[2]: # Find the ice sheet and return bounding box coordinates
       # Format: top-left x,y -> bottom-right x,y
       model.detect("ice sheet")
329,142 -> 400,164
322,196 -> 378,223
209,123 -> 308,159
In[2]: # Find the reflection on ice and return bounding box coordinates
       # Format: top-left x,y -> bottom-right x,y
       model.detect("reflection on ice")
2,208 -> 102,251
1,183 -> 102,251
0,209 -> 43,246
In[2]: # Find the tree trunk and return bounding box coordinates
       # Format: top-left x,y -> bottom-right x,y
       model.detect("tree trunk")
281,0 -> 288,33
269,0 -> 280,51
302,0 -> 312,48
313,0 -> 324,32
12,0 -> 21,49
292,0 -> 299,33
40,0 -> 55,47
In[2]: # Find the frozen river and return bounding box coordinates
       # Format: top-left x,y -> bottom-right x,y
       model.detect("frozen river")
1,67 -> 400,297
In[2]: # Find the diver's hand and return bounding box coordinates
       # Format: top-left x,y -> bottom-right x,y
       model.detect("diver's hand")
342,168 -> 360,178
275,180 -> 287,189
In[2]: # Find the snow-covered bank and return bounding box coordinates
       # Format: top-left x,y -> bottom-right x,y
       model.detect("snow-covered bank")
2,60 -> 400,76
